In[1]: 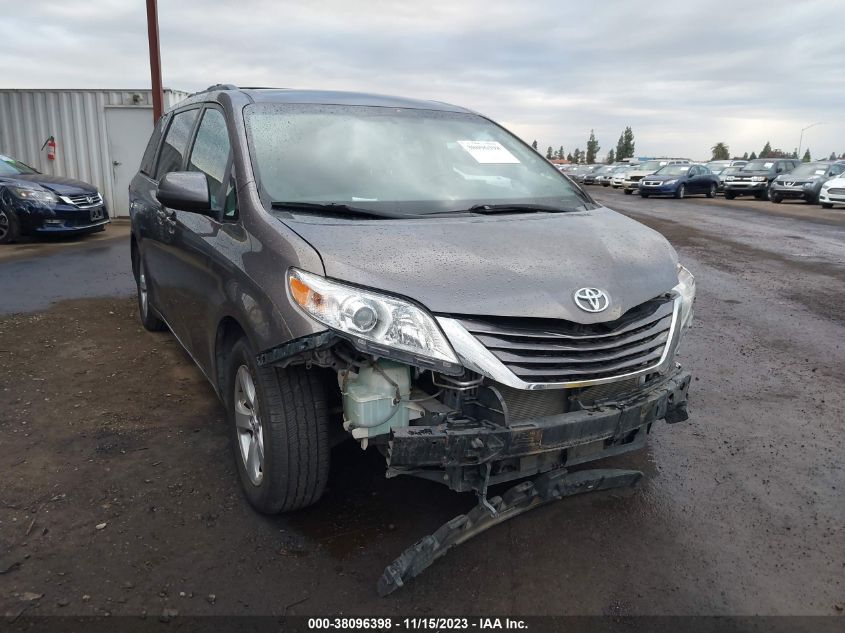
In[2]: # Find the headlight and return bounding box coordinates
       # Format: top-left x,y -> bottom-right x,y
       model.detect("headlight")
664,179 -> 678,185
287,268 -> 459,367
674,264 -> 695,330
8,186 -> 58,205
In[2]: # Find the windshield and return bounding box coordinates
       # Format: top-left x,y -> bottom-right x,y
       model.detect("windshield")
656,165 -> 691,177
245,104 -> 593,215
743,160 -> 776,171
0,155 -> 38,176
638,160 -> 670,172
786,163 -> 828,177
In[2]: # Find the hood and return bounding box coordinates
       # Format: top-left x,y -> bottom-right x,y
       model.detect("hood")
281,207 -> 680,323
644,173 -> 679,182
10,173 -> 98,196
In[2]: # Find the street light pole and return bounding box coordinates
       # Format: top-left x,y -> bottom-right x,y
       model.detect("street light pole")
146,0 -> 164,123
797,122 -> 824,160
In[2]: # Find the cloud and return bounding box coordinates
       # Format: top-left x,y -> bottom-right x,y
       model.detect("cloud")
1,0 -> 842,159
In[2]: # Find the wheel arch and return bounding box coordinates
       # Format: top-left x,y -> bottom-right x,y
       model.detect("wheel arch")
215,316 -> 249,396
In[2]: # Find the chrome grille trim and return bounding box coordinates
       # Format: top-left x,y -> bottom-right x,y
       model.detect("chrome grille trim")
61,192 -> 103,209
437,297 -> 681,390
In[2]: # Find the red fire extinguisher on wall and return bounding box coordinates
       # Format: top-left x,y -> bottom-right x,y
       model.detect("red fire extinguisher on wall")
41,136 -> 57,161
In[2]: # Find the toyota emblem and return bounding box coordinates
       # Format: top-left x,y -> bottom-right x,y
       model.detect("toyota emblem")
574,287 -> 610,313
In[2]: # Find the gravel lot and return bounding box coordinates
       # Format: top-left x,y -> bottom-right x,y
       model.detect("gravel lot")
1,193 -> 843,618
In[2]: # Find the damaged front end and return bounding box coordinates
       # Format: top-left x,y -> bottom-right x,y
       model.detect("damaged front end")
258,266 -> 695,592
260,267 -> 694,497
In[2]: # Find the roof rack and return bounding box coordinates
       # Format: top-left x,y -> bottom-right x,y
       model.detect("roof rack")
188,84 -> 239,97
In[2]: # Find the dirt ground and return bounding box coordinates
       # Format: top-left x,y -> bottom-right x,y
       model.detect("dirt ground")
0,193 -> 843,619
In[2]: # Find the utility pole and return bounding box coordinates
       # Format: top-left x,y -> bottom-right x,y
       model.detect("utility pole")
797,122 -> 824,160
146,0 -> 164,122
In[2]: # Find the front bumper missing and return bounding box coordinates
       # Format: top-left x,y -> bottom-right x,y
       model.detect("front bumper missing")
388,369 -> 691,472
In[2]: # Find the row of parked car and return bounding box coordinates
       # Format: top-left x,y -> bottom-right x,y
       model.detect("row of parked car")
560,158 -> 845,207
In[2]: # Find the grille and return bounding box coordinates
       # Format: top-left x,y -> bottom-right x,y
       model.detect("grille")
642,180 -> 662,186
457,296 -> 675,384
828,188 -> 845,195
67,192 -> 103,208
629,175 -> 644,182
495,384 -> 568,420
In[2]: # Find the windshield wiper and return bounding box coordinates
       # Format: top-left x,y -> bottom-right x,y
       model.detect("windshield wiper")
270,201 -> 405,219
466,203 -> 585,214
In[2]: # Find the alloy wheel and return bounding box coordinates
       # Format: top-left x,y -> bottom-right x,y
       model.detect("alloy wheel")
234,365 -> 264,486
138,271 -> 149,317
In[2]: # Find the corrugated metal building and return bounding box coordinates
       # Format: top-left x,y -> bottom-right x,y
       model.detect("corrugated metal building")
0,88 -> 188,217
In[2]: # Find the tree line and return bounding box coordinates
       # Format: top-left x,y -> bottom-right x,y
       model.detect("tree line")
709,141 -> 843,163
530,131 -> 844,165
532,127 -> 636,164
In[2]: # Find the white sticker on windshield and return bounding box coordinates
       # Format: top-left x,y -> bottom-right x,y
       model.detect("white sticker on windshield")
814,170 -> 826,175
457,140 -> 520,164
764,162 -> 774,168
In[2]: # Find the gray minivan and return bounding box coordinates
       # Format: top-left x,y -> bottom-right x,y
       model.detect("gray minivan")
129,86 -> 695,518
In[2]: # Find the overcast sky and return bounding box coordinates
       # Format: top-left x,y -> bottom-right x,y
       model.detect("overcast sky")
2,0 -> 842,160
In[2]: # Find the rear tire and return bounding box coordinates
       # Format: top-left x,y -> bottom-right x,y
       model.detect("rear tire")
706,183 -> 716,198
225,337 -> 330,514
132,247 -> 167,332
724,190 -> 736,200
0,208 -> 20,244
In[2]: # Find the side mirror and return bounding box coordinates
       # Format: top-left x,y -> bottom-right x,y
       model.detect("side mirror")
157,171 -> 211,214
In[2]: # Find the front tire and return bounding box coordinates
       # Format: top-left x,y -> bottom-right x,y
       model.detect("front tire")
0,208 -> 20,244
225,337 -> 330,514
724,190 -> 736,200
640,192 -> 650,198
675,184 -> 686,199
771,193 -> 783,203
821,203 -> 833,209
624,189 -> 633,195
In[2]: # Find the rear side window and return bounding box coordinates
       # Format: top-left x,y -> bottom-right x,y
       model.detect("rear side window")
187,108 -> 231,212
139,114 -> 167,177
154,108 -> 200,180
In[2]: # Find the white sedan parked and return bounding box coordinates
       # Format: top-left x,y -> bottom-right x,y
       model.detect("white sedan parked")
819,173 -> 845,208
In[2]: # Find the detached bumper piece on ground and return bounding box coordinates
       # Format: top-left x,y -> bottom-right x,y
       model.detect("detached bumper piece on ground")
378,467 -> 643,596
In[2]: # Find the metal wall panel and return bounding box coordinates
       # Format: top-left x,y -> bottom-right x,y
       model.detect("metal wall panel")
0,89 -> 189,217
